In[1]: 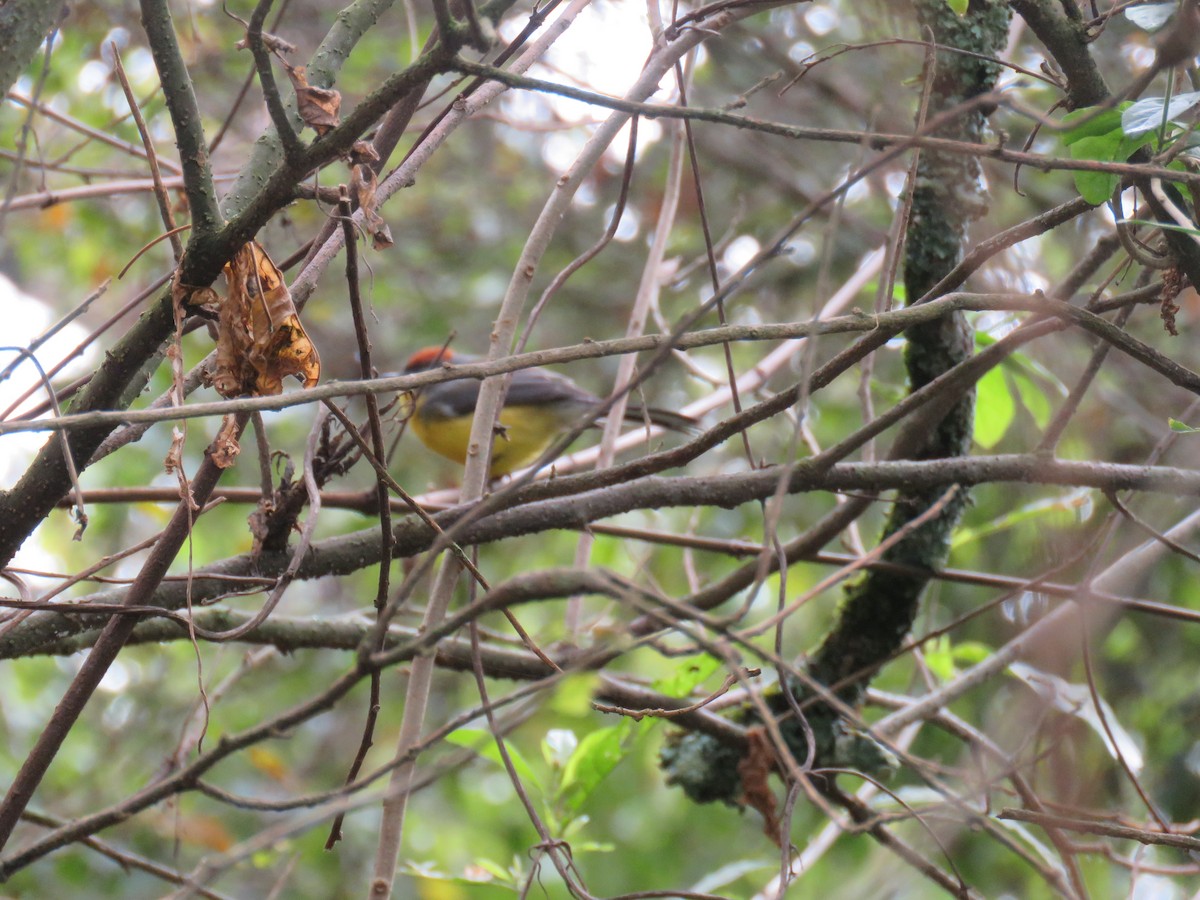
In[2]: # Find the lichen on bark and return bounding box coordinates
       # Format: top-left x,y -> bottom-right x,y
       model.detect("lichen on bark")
809,0 -> 1009,699
661,0 -> 1012,806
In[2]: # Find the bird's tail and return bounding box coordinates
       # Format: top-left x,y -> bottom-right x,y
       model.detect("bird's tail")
624,405 -> 699,434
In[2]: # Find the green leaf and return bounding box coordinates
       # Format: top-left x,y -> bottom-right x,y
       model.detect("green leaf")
561,813 -> 591,840
923,638 -> 991,681
1116,132 -> 1156,161
1169,417 -> 1200,433
1067,134 -> 1122,204
974,365 -> 1015,449
952,488 -> 1094,548
945,0 -> 968,14
445,728 -> 543,792
1059,115 -> 1155,205
923,635 -> 956,681
952,640 -> 993,666
560,726 -> 624,811
1011,370 -> 1052,428
549,672 -> 602,717
1061,107 -> 1125,146
1003,347 -> 1068,398
1074,171 -> 1120,205
654,655 -> 722,697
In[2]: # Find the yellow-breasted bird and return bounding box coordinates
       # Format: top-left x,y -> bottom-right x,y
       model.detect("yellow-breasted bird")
401,346 -> 696,476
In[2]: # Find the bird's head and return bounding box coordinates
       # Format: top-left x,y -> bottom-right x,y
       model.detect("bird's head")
404,346 -> 458,373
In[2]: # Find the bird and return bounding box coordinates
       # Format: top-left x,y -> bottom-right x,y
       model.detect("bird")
401,346 -> 696,476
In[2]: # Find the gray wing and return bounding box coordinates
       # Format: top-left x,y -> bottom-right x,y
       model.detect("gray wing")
417,369 -> 596,419
415,378 -> 483,419
504,369 -> 597,409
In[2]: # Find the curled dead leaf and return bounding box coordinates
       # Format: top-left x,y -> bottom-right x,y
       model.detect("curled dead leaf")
351,164 -> 393,250
172,279 -> 220,317
285,64 -> 340,135
350,140 -> 379,166
226,4 -> 298,57
235,31 -> 297,56
209,240 -> 321,399
164,425 -> 200,508
738,727 -> 782,845
258,315 -> 321,391
368,221 -> 394,251
211,414 -> 242,469
247,495 -> 275,558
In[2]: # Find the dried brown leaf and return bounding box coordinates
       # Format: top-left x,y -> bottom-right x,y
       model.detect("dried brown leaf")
258,314 -> 321,389
210,241 -> 321,398
212,414 -> 242,469
738,727 -> 782,845
369,221 -> 394,251
1161,266 -> 1183,337
235,31 -> 297,56
285,64 -> 340,135
351,164 -> 393,250
350,140 -> 379,166
241,242 -> 321,390
247,496 -> 276,558
210,253 -> 254,398
164,426 -> 200,509
172,280 -> 221,317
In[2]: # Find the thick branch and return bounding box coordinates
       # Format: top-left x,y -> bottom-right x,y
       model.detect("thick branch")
139,0 -> 222,237
0,0 -> 64,104
6,452 -> 1200,659
810,0 -> 1006,695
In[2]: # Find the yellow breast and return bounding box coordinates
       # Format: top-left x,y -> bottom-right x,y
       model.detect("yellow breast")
408,396 -> 576,476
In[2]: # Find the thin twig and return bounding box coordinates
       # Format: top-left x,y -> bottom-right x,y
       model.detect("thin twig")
0,416 -> 245,851
111,42 -> 183,259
